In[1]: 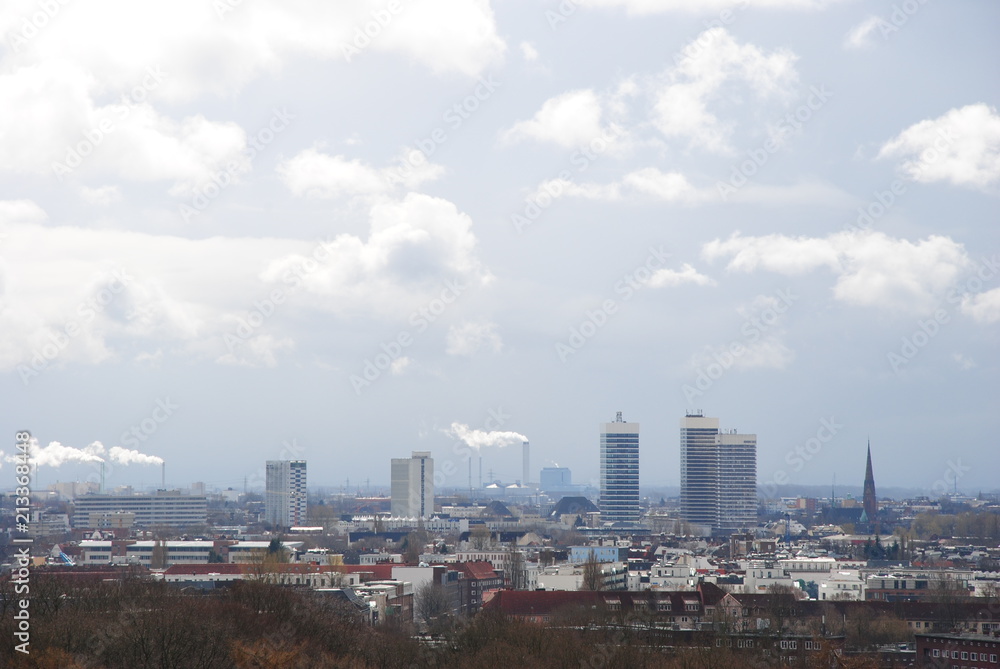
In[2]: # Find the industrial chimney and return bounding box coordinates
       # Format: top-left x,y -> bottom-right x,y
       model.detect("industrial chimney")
522,441 -> 530,488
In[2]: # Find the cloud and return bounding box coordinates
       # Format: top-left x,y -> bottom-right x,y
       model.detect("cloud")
261,192 -> 492,305
0,60 -> 250,192
0,0 -> 505,102
877,104 -> 1000,190
446,321 -> 503,356
0,199 -> 47,224
215,334 -> 295,368
444,422 -> 526,450
502,89 -> 618,149
531,172 -> 853,209
703,231 -> 972,312
575,0 -> 846,14
390,356 -> 411,375
622,168 -> 706,203
79,185 -> 122,206
519,41 -> 539,62
952,352 -> 976,370
278,146 -> 444,199
529,169 -> 705,204
648,264 -> 716,287
652,28 -> 798,154
961,287 -> 1000,324
0,194 -> 490,372
693,337 -> 795,371
843,16 -> 882,49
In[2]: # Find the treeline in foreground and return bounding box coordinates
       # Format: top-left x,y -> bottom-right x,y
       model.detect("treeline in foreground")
1,577 -> 883,669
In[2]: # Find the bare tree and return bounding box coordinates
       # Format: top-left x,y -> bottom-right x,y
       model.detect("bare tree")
580,550 -> 604,591
415,581 -> 452,633
506,544 -> 527,590
470,524 -> 492,550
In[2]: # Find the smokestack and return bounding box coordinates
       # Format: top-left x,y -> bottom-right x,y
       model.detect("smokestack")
522,441 -> 530,487
100,461 -> 105,493
478,456 -> 482,489
161,462 -> 165,489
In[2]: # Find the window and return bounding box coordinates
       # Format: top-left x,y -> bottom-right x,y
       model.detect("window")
657,602 -> 671,612
969,652 -> 977,660
991,654 -> 998,662
933,649 -> 939,657
961,652 -> 967,660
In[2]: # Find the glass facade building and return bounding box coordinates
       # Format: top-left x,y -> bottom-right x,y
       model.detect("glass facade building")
600,413 -> 640,525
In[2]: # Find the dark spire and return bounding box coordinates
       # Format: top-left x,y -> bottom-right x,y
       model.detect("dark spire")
862,440 -> 877,528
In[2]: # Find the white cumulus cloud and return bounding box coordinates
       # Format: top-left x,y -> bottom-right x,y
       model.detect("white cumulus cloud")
878,104 -> 1000,190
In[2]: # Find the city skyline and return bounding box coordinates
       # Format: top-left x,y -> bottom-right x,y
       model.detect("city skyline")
1,2 -> 998,495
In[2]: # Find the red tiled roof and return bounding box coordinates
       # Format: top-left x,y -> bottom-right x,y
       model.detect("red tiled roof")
485,590 -> 603,615
455,561 -> 500,580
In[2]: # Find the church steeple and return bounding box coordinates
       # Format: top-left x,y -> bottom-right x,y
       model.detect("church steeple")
862,441 -> 878,530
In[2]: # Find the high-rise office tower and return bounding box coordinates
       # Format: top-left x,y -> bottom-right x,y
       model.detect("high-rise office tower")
265,460 -> 307,528
599,412 -> 640,525
680,412 -> 756,535
391,451 -> 434,518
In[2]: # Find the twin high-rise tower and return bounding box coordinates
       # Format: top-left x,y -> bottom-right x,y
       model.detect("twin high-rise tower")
680,412 -> 757,536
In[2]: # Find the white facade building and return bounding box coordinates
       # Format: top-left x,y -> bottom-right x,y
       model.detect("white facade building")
391,451 -> 434,519
265,460 -> 307,528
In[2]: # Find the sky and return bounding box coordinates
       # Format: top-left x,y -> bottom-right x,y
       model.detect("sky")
0,0 -> 997,496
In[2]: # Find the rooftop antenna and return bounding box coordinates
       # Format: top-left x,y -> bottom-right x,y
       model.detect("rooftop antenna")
832,473 -> 836,507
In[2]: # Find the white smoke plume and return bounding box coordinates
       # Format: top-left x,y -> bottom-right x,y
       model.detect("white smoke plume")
108,445 -> 164,466
445,422 -> 528,450
2,439 -> 162,467
16,439 -> 106,466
